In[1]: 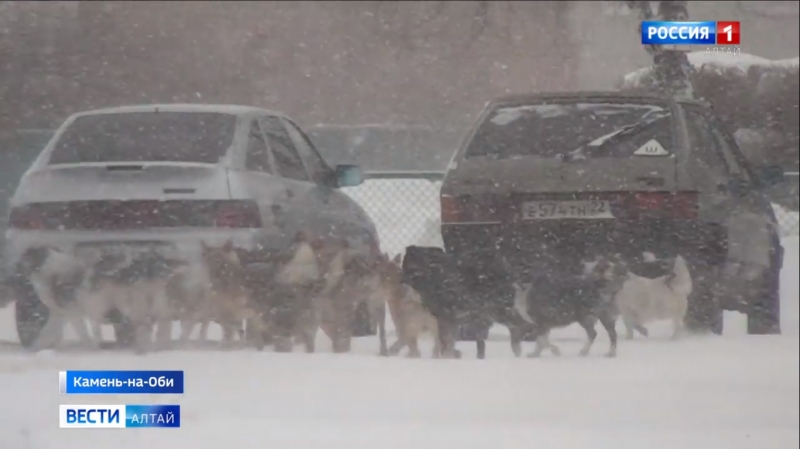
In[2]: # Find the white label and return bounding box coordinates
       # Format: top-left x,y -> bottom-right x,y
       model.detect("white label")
634,139 -> 669,156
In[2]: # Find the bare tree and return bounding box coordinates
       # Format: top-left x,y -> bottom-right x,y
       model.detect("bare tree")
624,0 -> 695,99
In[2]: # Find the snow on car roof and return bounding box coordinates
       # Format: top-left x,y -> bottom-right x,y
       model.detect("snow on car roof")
70,103 -> 285,118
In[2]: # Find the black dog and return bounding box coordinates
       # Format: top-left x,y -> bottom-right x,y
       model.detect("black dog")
401,246 -> 530,359
513,257 -> 627,358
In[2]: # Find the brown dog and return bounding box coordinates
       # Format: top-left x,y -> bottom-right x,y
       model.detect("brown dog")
244,231 -> 327,353
200,240 -> 264,349
313,239 -> 390,355
375,253 -> 440,358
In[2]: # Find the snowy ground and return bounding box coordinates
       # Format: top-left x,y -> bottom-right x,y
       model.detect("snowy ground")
0,236 -> 797,448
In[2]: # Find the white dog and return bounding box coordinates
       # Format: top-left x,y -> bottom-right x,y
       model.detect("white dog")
17,247 -> 98,349
615,255 -> 692,340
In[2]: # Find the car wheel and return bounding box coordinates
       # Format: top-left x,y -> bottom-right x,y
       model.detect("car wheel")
105,308 -> 135,348
684,261 -> 724,335
13,279 -> 52,349
112,321 -> 136,348
746,267 -> 781,335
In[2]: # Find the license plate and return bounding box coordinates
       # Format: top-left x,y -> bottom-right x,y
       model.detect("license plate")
521,200 -> 614,220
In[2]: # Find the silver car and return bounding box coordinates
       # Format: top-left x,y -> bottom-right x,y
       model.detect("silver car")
438,92 -> 785,335
4,104 -> 380,347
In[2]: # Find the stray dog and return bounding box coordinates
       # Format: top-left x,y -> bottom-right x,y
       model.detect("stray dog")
200,240 -> 262,348
241,232 -> 326,353
315,240 -> 387,354
401,246 -> 530,359
15,246 -> 94,349
513,256 -> 628,358
615,254 -> 692,340
80,250 -> 190,354
376,253 -> 440,358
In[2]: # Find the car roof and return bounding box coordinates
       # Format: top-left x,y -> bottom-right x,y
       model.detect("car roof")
69,103 -> 286,119
489,91 -> 706,109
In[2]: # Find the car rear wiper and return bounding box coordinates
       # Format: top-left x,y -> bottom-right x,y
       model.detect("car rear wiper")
566,111 -> 672,160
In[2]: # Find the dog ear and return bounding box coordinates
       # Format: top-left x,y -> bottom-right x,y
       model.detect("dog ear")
392,253 -> 402,265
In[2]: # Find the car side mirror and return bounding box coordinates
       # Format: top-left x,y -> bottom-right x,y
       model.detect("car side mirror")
756,165 -> 784,187
334,164 -> 364,188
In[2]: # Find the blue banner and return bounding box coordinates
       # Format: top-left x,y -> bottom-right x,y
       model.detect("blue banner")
60,370 -> 184,394
125,405 -> 181,428
641,21 -> 717,45
59,404 -> 181,428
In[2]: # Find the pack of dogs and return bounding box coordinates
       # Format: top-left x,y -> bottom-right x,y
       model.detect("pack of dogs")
10,236 -> 693,358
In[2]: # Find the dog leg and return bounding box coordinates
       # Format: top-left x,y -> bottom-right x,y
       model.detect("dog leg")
528,334 -> 548,358
375,302 -> 388,357
476,339 -> 486,359
406,337 -> 421,358
221,324 -> 236,350
153,319 -> 172,351
199,320 -> 210,342
578,317 -> 598,357
509,326 -> 522,358
388,338 -> 406,356
670,317 -> 682,340
622,315 -> 636,340
68,313 -> 98,349
436,317 -> 460,359
133,323 -> 152,355
598,314 -> 618,358
634,324 -> 649,337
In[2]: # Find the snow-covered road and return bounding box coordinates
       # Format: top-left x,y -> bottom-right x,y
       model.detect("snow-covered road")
0,237 -> 797,449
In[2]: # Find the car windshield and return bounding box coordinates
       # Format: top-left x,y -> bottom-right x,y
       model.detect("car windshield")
464,102 -> 671,159
48,112 -> 237,164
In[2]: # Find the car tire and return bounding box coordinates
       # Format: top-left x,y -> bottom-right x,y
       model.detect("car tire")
746,265 -> 781,335
684,261 -> 724,335
112,320 -> 136,348
13,278 -> 52,349
104,308 -> 135,348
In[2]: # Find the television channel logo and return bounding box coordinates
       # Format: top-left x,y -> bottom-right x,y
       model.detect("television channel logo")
59,404 -> 181,428
641,21 -> 740,46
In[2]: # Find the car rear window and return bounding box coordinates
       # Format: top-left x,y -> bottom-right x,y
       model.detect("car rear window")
464,102 -> 672,160
48,112 -> 237,164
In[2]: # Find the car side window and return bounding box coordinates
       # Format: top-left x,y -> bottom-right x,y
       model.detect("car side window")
244,120 -> 272,173
282,119 -> 331,184
259,116 -> 309,182
683,108 -> 731,185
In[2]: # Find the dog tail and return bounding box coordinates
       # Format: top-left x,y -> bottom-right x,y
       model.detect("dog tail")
667,255 -> 692,297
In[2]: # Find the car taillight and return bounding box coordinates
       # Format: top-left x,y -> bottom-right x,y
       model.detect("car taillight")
214,201 -> 262,228
8,206 -> 48,230
441,194 -> 461,224
634,192 -> 698,219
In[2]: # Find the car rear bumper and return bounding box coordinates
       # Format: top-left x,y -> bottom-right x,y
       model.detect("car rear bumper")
2,227 -> 289,274
442,219 -> 727,275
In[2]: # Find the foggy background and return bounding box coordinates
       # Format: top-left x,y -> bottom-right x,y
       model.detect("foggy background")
2,1 -> 797,133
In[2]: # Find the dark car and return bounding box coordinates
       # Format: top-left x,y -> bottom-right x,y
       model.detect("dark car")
436,92 -> 785,335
